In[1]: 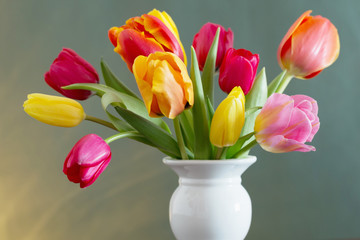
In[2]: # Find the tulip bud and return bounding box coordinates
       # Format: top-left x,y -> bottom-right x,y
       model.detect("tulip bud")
192,22 -> 233,71
23,93 -> 85,127
63,134 -> 111,188
278,10 -> 340,79
132,52 -> 194,119
219,48 -> 259,95
210,87 -> 245,147
109,9 -> 186,71
44,48 -> 99,100
254,93 -> 320,153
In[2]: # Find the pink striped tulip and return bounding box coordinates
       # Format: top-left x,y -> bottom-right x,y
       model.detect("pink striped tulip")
109,9 -> 186,71
219,48 -> 259,95
45,48 -> 99,100
278,10 -> 340,79
192,22 -> 233,71
254,93 -> 320,153
63,134 -> 111,188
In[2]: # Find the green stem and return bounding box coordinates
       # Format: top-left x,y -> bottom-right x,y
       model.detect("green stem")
234,139 -> 258,158
104,131 -> 140,144
173,116 -> 188,160
215,147 -> 224,159
276,71 -> 293,94
85,115 -> 117,130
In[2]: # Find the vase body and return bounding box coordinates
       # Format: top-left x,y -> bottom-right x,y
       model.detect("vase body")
163,156 -> 256,240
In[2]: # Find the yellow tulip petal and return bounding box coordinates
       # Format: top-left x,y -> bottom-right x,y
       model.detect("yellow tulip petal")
210,87 -> 245,147
152,60 -> 185,119
23,93 -> 85,127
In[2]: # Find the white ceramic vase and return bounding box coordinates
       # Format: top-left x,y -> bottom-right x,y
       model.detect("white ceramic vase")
163,156 -> 256,240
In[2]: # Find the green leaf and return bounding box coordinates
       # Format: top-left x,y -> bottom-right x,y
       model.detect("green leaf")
190,47 -> 212,159
100,59 -> 140,100
226,132 -> 255,158
205,97 -> 215,123
178,110 -> 194,152
101,92 -> 135,132
115,106 -> 181,159
100,93 -> 160,148
267,69 -> 286,97
245,106 -> 262,118
201,27 -> 220,104
64,83 -> 171,133
233,67 -> 267,156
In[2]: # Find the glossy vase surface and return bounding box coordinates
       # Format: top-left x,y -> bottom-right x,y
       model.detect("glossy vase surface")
163,156 -> 256,240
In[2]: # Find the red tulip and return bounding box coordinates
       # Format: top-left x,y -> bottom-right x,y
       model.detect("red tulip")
109,10 -> 186,71
192,22 -> 233,71
63,134 -> 111,188
44,48 -> 99,100
277,10 -> 340,79
219,48 -> 259,95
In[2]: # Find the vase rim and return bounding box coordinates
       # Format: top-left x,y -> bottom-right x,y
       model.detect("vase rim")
163,155 -> 256,165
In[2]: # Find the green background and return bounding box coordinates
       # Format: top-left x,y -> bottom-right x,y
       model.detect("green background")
1,0 -> 359,239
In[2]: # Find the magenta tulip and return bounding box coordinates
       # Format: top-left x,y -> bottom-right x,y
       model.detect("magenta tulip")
45,48 -> 99,100
63,134 -> 111,188
254,93 -> 320,153
192,22 -> 233,71
219,48 -> 259,95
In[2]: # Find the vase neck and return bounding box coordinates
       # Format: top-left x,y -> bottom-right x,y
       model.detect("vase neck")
163,156 -> 257,181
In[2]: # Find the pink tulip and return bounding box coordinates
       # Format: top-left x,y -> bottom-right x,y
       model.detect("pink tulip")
218,48 -> 259,95
192,22 -> 233,71
254,93 -> 320,153
45,48 -> 99,100
63,134 -> 111,188
277,10 -> 340,79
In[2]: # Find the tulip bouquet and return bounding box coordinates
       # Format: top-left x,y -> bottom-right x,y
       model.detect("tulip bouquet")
23,9 -> 339,188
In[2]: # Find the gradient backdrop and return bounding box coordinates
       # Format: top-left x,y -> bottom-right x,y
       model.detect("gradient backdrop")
1,0 -> 359,239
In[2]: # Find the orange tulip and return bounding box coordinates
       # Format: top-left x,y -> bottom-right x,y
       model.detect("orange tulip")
132,52 -> 193,119
109,9 -> 186,71
277,10 -> 340,79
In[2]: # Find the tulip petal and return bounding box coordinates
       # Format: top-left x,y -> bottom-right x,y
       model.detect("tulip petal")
147,9 -> 187,65
152,60 -> 186,119
290,16 -> 340,76
219,53 -> 254,94
210,87 -> 245,147
44,48 -> 99,100
277,10 -> 312,68
63,134 -> 112,188
143,15 -> 184,62
259,135 -> 316,153
116,29 -> 164,70
23,93 -> 85,127
80,157 -> 111,188
254,93 -> 294,137
281,107 -> 312,143
193,23 -> 233,70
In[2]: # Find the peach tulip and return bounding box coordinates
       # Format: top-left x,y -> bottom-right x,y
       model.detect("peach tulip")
132,52 -> 193,119
277,10 -> 340,79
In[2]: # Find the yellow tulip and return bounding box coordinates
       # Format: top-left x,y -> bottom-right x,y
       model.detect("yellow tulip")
210,87 -> 245,147
23,93 -> 85,127
133,52 -> 193,119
